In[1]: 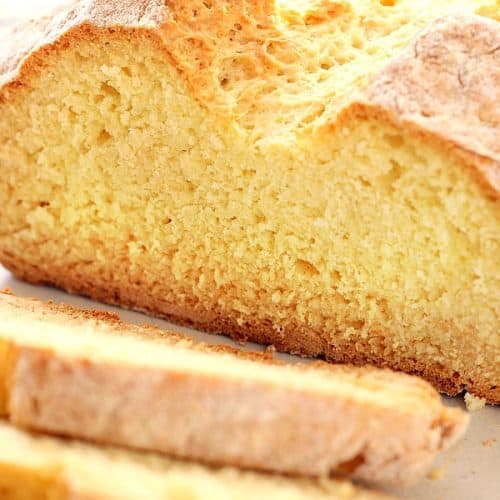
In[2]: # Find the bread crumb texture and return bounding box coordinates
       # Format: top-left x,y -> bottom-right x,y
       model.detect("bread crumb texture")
0,1 -> 499,401
482,438 -> 497,447
426,465 -> 447,481
464,392 -> 487,412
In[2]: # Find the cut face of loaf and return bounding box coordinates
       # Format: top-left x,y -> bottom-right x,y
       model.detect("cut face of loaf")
0,421 -> 392,500
0,1 -> 499,402
0,292 -> 468,486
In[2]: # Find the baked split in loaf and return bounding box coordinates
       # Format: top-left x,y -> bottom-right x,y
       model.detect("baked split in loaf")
0,291 -> 468,485
0,1 -> 499,401
0,421 -> 392,500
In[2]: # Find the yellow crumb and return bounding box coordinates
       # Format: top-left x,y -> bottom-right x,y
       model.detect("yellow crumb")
265,344 -> 277,355
482,439 -> 497,448
464,393 -> 487,412
426,465 -> 447,481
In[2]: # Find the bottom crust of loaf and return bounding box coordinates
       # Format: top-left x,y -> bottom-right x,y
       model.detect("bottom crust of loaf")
2,255 -> 498,404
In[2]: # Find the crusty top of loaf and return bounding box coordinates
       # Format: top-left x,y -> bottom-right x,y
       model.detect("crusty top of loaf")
359,14 -> 500,197
0,0 -> 499,197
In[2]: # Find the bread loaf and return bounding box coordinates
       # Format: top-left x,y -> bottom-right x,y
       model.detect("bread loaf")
0,291 -> 468,485
0,1 -> 498,401
0,420 -> 391,500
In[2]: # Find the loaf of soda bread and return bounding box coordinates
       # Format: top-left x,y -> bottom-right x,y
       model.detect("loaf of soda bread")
0,291 -> 468,485
0,420 -> 392,500
0,1 -> 498,401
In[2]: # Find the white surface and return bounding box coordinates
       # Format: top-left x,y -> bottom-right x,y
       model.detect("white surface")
0,0 -> 60,20
0,266 -> 498,499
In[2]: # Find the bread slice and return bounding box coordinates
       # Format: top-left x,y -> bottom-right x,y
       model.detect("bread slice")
0,1 -> 498,402
0,291 -> 467,485
0,421 -> 391,500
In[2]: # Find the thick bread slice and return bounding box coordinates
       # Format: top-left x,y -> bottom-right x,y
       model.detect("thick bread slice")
0,421 -> 391,500
0,1 -> 498,404
0,291 -> 468,485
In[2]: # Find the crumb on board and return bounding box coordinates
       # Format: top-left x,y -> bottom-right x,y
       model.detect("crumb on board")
265,344 -> 277,354
464,392 -> 486,412
482,439 -> 497,448
263,344 -> 277,359
427,465 -> 446,481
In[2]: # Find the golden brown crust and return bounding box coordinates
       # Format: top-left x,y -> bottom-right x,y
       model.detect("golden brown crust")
0,288 -> 440,393
0,338 -> 16,417
137,303 -> 500,403
3,254 -> 498,404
